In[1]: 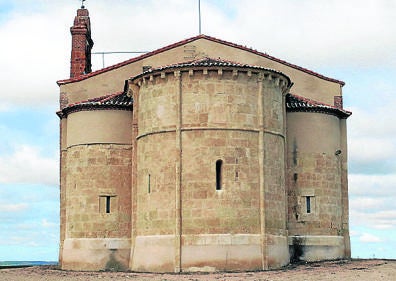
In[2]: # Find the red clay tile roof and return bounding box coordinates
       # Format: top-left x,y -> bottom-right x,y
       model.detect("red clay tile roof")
56,91 -> 132,118
57,34 -> 345,86
132,57 -> 292,86
56,81 -> 350,119
286,93 -> 351,118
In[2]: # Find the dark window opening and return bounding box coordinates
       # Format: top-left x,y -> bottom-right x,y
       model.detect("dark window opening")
148,174 -> 151,193
216,160 -> 223,190
105,196 -> 111,214
306,196 -> 311,214
100,195 -> 115,214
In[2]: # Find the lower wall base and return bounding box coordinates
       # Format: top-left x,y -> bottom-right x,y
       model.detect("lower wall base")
61,238 -> 131,271
182,234 -> 262,272
131,234 -> 288,272
130,235 -> 176,272
266,234 -> 290,269
288,235 -> 346,262
60,235 -> 347,271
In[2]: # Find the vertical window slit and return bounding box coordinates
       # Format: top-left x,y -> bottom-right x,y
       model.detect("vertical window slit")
216,160 -> 223,191
105,196 -> 111,214
148,174 -> 151,193
306,196 -> 311,214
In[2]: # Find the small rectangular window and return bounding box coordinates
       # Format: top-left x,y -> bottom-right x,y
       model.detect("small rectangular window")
298,192 -> 316,221
105,196 -> 111,213
216,160 -> 223,190
306,196 -> 311,213
99,195 -> 116,214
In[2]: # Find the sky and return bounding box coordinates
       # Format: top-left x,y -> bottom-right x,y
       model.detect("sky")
0,0 -> 395,261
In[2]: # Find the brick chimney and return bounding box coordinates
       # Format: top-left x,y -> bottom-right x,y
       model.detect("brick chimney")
334,95 -> 343,109
70,7 -> 94,78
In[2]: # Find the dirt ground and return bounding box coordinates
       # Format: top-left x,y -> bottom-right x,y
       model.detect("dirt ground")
0,259 -> 395,281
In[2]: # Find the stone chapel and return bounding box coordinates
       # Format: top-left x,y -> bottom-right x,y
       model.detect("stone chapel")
57,6 -> 351,272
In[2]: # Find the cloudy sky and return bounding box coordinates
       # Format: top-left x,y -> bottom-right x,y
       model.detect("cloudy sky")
0,0 -> 395,261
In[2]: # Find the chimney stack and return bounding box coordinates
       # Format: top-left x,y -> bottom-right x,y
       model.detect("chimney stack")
70,7 -> 94,78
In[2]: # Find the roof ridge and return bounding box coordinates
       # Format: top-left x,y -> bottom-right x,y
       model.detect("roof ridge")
57,34 -> 345,86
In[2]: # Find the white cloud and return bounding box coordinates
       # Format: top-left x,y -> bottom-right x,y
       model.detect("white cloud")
351,209 -> 396,230
0,104 -> 11,112
350,197 -> 384,211
349,137 -> 396,165
349,174 -> 396,230
347,100 -> 396,173
349,174 -> 396,197
0,145 -> 58,186
41,218 -> 57,228
359,233 -> 382,243
0,1 -> 72,106
0,203 -> 29,212
348,102 -> 396,136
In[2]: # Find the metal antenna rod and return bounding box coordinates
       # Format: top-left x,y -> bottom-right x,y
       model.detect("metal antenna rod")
198,0 -> 202,34
92,51 -> 149,68
81,0 -> 85,9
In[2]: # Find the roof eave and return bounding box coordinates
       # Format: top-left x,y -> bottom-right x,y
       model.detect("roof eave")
56,91 -> 133,118
286,107 -> 351,119
129,57 -> 293,88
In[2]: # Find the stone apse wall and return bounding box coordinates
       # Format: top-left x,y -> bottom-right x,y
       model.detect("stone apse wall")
286,112 -> 350,262
60,110 -> 133,271
130,64 -> 291,272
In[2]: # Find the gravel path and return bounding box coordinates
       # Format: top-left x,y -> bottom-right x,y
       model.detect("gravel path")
0,259 -> 395,281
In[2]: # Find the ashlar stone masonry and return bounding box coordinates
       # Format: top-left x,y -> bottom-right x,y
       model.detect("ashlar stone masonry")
56,7 -> 351,272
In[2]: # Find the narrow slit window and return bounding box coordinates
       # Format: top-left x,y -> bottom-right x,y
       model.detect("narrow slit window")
99,195 -> 115,214
105,196 -> 111,214
216,160 -> 223,190
306,196 -> 311,214
148,174 -> 151,193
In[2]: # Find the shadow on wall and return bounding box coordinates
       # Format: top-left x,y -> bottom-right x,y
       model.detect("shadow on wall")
105,250 -> 127,272
290,236 -> 305,263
